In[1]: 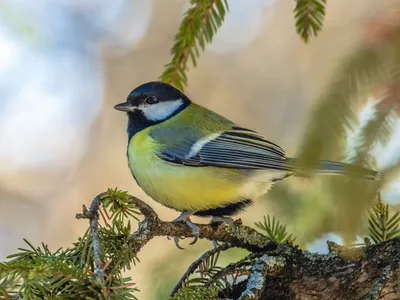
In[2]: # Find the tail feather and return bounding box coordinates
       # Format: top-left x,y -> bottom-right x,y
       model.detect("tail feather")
287,158 -> 380,180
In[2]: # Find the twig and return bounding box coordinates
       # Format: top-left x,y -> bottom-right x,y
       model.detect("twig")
89,194 -> 106,283
76,193 -> 107,287
170,243 -> 232,296
205,252 -> 260,287
78,193 -> 277,255
121,195 -> 277,254
206,264 -> 251,288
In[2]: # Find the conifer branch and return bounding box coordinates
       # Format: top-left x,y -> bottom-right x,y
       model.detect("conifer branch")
204,253 -> 257,288
122,194 -> 277,253
170,243 -> 231,297
368,192 -> 400,243
254,215 -> 296,243
294,0 -> 326,43
2,189 -> 400,298
77,192 -> 276,265
159,0 -> 228,90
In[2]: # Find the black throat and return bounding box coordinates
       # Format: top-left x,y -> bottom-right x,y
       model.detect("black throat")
126,99 -> 190,142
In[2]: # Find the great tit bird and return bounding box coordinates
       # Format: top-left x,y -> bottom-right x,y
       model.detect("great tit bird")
114,81 -> 379,248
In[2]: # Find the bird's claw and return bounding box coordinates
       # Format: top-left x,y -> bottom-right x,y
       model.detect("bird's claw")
170,224 -> 199,249
189,229 -> 199,245
174,236 -> 185,250
169,211 -> 199,249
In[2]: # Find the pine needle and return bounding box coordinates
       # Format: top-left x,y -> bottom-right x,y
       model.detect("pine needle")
294,0 -> 327,43
159,0 -> 229,90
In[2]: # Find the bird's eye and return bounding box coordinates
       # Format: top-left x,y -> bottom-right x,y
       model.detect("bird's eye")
145,96 -> 158,105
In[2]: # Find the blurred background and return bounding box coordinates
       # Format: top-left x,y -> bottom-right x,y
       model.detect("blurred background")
1,0 -> 400,298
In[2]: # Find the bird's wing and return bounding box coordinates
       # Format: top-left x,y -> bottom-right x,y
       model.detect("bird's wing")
156,126 -> 295,170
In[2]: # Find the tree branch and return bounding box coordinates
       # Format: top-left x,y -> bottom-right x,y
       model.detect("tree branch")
119,194 -> 278,253
76,193 -> 106,285
232,239 -> 400,299
77,192 -> 400,299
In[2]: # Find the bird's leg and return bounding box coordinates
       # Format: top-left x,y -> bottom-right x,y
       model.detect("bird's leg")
209,216 -> 237,248
169,211 -> 199,249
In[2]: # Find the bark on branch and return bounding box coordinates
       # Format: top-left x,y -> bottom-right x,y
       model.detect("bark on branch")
231,239 -> 400,299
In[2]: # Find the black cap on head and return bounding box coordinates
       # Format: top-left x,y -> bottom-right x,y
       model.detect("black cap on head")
114,81 -> 190,112
128,81 -> 185,103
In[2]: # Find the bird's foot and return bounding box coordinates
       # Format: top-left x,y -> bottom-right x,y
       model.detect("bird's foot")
169,211 -> 199,249
209,216 -> 237,248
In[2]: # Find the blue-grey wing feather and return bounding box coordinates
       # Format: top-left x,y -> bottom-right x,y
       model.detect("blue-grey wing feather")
155,126 -> 295,170
150,126 -> 200,159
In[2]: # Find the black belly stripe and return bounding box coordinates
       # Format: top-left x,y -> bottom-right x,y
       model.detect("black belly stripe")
194,199 -> 253,217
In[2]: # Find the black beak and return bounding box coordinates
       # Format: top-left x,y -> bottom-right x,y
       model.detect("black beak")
114,102 -> 134,112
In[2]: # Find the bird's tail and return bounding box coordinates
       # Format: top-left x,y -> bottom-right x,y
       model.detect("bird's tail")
287,158 -> 380,180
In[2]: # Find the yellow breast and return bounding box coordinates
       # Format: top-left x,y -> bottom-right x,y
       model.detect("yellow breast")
127,128 -> 251,212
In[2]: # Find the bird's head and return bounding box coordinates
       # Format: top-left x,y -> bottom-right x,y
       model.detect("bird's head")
114,82 -> 191,137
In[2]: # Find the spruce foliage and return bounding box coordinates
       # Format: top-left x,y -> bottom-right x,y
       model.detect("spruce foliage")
368,194 -> 400,243
254,215 -> 297,243
160,0 -> 229,90
294,0 -> 327,42
0,189 -> 140,299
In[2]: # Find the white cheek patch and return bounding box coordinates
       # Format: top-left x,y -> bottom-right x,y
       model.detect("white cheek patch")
140,99 -> 183,121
